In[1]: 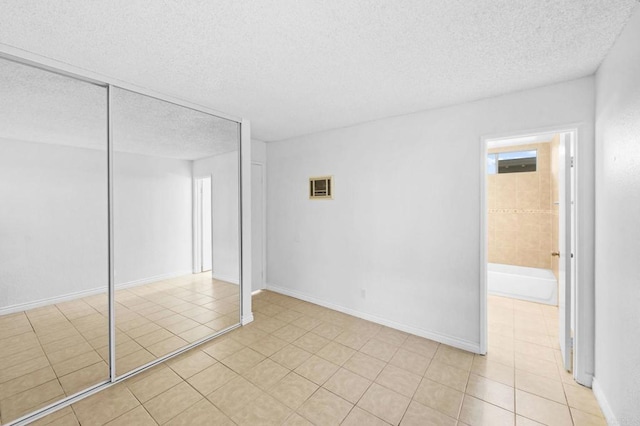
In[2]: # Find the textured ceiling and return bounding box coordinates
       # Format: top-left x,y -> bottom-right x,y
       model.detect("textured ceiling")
0,59 -> 238,160
0,1 -> 637,142
112,87 -> 239,160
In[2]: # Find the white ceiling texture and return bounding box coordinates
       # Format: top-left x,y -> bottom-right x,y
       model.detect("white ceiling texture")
0,58 -> 239,160
0,0 -> 637,142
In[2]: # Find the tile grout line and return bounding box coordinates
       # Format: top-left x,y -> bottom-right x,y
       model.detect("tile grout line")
31,292 -> 604,425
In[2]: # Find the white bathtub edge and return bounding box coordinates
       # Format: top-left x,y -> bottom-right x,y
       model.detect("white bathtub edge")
488,263 -> 558,306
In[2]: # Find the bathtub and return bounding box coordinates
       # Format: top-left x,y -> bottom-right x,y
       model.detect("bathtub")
487,263 -> 558,305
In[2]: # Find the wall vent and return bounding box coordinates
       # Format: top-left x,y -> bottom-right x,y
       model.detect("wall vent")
309,176 -> 332,199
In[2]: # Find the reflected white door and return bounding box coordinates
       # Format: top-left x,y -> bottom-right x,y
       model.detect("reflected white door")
195,176 -> 213,273
201,177 -> 212,272
251,163 -> 264,291
558,132 -> 573,371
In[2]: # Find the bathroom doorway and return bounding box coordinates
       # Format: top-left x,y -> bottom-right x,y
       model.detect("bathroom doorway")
481,129 -> 577,376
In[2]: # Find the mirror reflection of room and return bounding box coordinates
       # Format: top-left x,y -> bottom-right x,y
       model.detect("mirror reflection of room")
111,88 -> 241,376
0,59 -> 109,423
0,57 -> 242,424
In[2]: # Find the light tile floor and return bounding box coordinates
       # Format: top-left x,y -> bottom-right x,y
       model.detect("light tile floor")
20,293 -> 606,425
0,273 -> 239,424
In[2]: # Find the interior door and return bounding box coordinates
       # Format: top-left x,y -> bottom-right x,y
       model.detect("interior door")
202,176 -> 213,272
558,132 -> 573,371
251,163 -> 264,291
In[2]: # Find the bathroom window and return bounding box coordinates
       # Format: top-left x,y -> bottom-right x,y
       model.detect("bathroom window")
487,150 -> 536,174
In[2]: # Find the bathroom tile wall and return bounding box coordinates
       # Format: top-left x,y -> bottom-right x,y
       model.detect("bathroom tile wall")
488,142 -> 553,269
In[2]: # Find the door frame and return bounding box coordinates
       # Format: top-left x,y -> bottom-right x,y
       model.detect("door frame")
558,131 -> 575,371
251,161 -> 266,291
480,124 -> 585,382
193,175 -> 213,273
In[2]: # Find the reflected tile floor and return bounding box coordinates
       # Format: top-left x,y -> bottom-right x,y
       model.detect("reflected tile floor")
29,294 -> 604,425
0,273 -> 239,424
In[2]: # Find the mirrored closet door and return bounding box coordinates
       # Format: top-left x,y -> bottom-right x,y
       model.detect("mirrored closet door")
0,59 -> 109,423
0,53 -> 244,424
111,87 -> 241,377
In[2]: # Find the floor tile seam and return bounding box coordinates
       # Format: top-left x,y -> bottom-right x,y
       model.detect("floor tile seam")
57,359 -> 108,395
514,365 -> 566,384
325,369 -> 372,402
512,396 -> 575,426
463,382 -> 518,414
361,380 -> 414,426
515,387 -> 575,416
104,403 -> 155,426
27,328 -> 71,391
559,380 -> 594,416
386,363 -> 425,416
339,391 -> 390,425
512,359 -> 563,383
473,352 -> 516,371
142,380 -> 205,425
49,341 -> 102,369
513,337 -> 556,349
33,318 -> 89,356
0,344 -> 50,378
293,386 -> 352,425
0,377 -> 67,424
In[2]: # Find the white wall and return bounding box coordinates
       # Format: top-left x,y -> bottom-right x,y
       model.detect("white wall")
252,139 -> 267,164
0,140 -> 194,311
267,77 -> 595,353
0,138 -> 108,309
113,151 -> 193,285
194,151 -> 240,284
593,7 -> 640,425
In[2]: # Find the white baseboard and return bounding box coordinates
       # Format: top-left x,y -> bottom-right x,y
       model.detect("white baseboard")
0,286 -> 106,316
488,289 -> 557,306
574,370 -> 593,388
241,313 -> 254,325
266,283 -> 481,354
0,269 -> 193,316
212,273 -> 239,285
592,378 -> 618,426
115,270 -> 193,290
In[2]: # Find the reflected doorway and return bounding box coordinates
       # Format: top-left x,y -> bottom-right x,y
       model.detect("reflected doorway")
195,176 -> 213,273
251,163 -> 265,292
